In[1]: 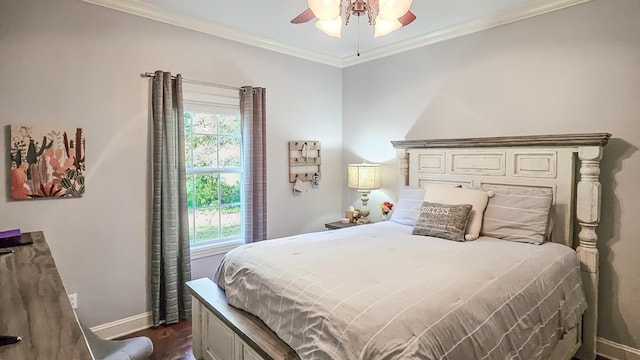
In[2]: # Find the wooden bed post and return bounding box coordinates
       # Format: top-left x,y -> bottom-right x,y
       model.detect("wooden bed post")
575,145 -> 604,360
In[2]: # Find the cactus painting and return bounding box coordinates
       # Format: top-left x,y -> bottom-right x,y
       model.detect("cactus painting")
9,125 -> 85,200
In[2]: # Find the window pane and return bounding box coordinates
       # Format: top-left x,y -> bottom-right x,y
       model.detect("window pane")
218,114 -> 240,135
194,208 -> 219,243
185,134 -> 193,168
192,135 -> 217,168
192,112 -> 216,134
186,174 -> 195,208
220,173 -> 241,205
221,205 -> 241,238
195,173 -> 219,207
219,136 -> 241,168
183,89 -> 242,248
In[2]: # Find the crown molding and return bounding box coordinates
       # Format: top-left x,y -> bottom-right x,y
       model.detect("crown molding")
82,0 -> 592,69
342,0 -> 593,67
81,0 -> 343,67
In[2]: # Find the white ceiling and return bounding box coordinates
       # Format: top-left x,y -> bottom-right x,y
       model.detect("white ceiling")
83,0 -> 591,67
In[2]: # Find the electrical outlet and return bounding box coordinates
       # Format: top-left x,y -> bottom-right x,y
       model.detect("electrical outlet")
68,293 -> 78,310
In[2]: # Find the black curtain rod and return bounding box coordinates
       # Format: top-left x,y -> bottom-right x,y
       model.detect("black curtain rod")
142,72 -> 241,91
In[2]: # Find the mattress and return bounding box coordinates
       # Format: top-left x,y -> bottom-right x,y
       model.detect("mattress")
214,221 -> 587,360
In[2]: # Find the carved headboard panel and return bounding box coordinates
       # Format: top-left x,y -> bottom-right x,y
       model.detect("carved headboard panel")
405,147 -> 576,247
391,133 -> 610,248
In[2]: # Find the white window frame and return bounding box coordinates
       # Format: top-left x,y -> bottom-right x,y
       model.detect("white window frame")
183,83 -> 244,259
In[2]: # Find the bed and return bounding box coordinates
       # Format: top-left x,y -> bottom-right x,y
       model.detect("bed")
186,133 -> 610,360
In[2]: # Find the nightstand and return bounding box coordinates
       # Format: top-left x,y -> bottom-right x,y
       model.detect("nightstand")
324,221 -> 360,230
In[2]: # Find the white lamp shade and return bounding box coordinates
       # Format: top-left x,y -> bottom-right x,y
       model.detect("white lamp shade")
348,163 -> 381,190
315,16 -> 343,38
378,0 -> 412,22
374,16 -> 402,37
308,0 -> 341,20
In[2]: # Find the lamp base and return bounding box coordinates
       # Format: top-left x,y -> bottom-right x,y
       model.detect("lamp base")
356,217 -> 371,224
356,190 -> 371,224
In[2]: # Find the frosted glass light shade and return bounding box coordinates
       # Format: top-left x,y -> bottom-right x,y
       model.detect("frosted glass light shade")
374,16 -> 402,37
378,0 -> 412,22
315,16 -> 343,38
348,163 -> 381,190
308,0 -> 341,20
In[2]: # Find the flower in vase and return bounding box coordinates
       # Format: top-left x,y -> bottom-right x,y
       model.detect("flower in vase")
379,201 -> 394,215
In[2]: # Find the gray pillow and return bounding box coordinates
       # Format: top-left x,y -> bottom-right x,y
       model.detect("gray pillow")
389,186 -> 426,226
412,202 -> 473,242
481,186 -> 553,245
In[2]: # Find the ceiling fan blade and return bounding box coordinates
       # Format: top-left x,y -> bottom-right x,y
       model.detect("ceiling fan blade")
398,10 -> 416,26
291,8 -> 315,24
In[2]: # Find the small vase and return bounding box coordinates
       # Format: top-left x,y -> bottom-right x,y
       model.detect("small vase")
381,213 -> 388,221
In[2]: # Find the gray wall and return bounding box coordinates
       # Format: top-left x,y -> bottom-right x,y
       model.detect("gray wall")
342,0 -> 640,349
1,0 -> 638,352
0,0 -> 343,327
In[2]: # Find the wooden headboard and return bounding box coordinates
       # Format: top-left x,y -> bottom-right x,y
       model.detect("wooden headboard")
391,133 -> 610,360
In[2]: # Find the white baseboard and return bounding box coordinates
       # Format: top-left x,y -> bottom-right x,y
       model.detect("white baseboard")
90,312 -> 153,340
598,337 -> 640,360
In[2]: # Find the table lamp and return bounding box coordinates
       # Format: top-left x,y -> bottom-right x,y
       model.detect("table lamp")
347,162 -> 381,224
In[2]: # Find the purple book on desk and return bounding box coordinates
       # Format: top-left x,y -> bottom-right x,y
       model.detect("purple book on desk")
0,229 -> 32,248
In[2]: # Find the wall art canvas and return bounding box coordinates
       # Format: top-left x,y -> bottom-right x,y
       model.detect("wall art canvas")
10,125 -> 85,200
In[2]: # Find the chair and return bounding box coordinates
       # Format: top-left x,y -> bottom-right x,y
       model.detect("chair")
80,322 -> 153,360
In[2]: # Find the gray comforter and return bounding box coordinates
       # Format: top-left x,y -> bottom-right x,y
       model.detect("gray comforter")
215,221 -> 586,360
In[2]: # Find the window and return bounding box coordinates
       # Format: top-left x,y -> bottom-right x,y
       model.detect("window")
183,84 -> 243,257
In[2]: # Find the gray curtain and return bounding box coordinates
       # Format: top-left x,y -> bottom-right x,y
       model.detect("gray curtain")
241,86 -> 267,243
150,70 -> 191,326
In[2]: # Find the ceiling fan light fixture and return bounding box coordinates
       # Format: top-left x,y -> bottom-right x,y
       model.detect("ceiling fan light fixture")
377,0 -> 412,22
315,16 -> 343,38
308,0 -> 341,21
374,16 -> 402,38
291,0 -> 415,44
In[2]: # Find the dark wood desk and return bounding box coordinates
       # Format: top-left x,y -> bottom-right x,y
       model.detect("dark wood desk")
0,231 -> 93,359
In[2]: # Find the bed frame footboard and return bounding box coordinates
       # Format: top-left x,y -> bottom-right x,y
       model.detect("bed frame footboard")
187,278 -> 299,360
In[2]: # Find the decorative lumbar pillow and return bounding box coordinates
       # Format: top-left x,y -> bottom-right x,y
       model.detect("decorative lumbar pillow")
389,186 -> 426,226
481,186 -> 554,245
412,202 -> 473,241
424,185 -> 490,241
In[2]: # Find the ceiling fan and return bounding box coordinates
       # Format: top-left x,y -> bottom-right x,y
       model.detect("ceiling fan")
291,0 -> 416,39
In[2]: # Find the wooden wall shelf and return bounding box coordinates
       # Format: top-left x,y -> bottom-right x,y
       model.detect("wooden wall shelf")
288,140 -> 321,183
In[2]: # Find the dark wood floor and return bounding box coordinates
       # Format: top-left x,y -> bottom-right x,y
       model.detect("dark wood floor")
122,320 -> 609,360
121,320 -> 194,360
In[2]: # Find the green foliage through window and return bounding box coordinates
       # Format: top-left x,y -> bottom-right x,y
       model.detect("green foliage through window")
185,109 -> 242,246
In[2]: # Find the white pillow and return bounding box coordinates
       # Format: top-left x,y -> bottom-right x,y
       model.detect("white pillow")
389,186 -> 425,226
424,185 -> 490,241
